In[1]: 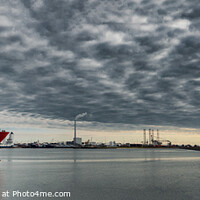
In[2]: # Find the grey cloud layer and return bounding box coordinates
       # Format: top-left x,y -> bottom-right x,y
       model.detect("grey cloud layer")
0,0 -> 199,128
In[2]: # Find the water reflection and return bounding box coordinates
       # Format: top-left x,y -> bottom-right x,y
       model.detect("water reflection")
1,156 -> 200,163
0,169 -> 5,194
73,149 -> 78,163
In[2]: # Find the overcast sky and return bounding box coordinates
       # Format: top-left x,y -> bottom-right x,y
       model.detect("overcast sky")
0,0 -> 199,143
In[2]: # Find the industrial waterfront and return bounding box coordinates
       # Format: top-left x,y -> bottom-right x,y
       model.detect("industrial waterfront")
2,128 -> 200,151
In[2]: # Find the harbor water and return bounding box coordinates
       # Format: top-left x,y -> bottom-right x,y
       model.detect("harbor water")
0,148 -> 200,200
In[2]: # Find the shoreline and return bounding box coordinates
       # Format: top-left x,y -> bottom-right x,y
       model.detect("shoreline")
0,146 -> 200,151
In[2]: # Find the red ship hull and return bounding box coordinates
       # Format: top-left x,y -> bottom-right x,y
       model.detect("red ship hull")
0,131 -> 9,143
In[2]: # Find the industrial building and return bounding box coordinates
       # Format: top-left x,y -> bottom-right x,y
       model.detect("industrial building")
73,137 -> 82,145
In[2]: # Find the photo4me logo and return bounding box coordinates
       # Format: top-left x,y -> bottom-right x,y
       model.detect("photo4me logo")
1,190 -> 71,198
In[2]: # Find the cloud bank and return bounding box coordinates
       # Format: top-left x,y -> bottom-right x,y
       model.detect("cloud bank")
0,0 -> 199,131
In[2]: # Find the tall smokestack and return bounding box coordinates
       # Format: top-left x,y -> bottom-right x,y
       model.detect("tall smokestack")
73,112 -> 87,146
149,129 -> 151,145
157,129 -> 159,141
143,129 -> 146,145
74,120 -> 76,145
152,129 -> 154,141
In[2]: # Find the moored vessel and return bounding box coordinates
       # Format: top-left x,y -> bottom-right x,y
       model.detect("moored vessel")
0,130 -> 10,143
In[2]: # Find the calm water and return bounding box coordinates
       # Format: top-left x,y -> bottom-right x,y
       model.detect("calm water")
0,148 -> 200,200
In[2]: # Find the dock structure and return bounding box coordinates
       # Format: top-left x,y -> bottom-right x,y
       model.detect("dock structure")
143,129 -> 171,147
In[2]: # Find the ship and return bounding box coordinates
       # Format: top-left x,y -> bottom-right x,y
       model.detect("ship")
0,130 -> 10,143
0,131 -> 14,148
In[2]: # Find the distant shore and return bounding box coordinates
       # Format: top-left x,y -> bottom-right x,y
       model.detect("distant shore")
1,145 -> 200,151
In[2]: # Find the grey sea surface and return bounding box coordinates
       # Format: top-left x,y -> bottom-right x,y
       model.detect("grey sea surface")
0,148 -> 200,200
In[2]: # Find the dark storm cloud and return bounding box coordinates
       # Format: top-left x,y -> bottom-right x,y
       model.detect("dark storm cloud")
0,0 -> 199,129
